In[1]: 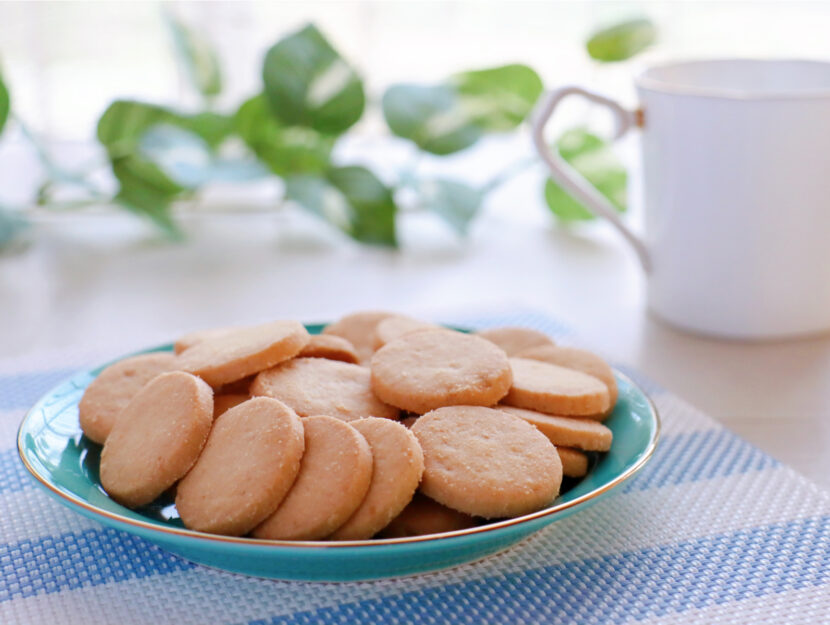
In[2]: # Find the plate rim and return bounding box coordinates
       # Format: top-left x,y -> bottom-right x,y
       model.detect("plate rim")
17,343 -> 660,550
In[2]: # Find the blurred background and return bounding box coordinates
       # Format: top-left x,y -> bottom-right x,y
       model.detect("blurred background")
4,1 -> 830,141
1,0 -> 829,486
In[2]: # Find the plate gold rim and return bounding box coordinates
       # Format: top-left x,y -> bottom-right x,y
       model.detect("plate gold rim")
18,367 -> 660,549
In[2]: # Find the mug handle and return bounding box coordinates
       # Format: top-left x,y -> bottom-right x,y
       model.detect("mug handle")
530,86 -> 651,273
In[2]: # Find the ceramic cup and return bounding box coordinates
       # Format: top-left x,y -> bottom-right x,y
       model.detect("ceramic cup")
532,59 -> 830,340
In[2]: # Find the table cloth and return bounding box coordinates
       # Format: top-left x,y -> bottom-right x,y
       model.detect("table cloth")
1,311 -> 828,624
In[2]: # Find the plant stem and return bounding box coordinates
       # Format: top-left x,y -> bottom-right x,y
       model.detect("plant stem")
15,116 -> 107,200
480,154 -> 539,194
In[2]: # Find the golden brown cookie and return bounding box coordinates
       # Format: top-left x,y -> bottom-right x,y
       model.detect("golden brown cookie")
322,311 -> 398,363
379,493 -> 477,538
557,446 -> 589,478
79,352 -> 179,444
329,418 -> 424,540
297,334 -> 359,364
175,397 -> 305,536
476,327 -> 555,356
250,358 -> 398,422
253,416 -> 373,540
370,330 -> 513,413
178,320 -> 309,387
516,344 -> 618,418
213,393 -> 249,418
372,316 -> 438,350
174,326 -> 235,355
100,372 -> 213,508
497,405 -> 613,451
411,406 -> 562,518
503,357 -> 610,417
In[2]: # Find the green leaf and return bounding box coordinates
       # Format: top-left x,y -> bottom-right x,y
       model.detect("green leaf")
417,178 -> 483,236
166,12 -> 222,98
180,112 -> 234,150
112,156 -> 182,237
0,73 -> 9,136
140,123 -> 267,186
452,64 -> 543,131
98,100 -> 231,155
586,18 -> 656,63
382,84 -> 481,155
544,128 -> 627,221
234,94 -> 333,176
0,207 -> 27,250
286,166 -> 397,246
262,24 -> 365,135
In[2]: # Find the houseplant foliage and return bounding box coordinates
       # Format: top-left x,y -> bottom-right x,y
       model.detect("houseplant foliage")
0,16 -> 655,250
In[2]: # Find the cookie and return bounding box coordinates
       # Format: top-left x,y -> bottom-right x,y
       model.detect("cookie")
213,393 -> 249,418
178,320 -> 309,387
476,326 -> 555,356
400,415 -> 418,429
497,405 -> 613,451
373,316 -> 438,350
297,334 -> 359,364
100,372 -> 213,508
175,397 -> 305,536
253,416 -> 373,540
557,446 -> 589,478
250,358 -> 398,422
215,375 -> 255,395
370,330 -> 513,413
516,344 -> 618,417
411,406 -> 562,518
379,493 -> 477,538
503,357 -> 610,417
322,311 -> 397,363
79,352 -> 179,444
174,326 -> 234,355
329,418 -> 424,540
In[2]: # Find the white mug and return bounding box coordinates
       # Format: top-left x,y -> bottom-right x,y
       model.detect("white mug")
532,59 -> 830,340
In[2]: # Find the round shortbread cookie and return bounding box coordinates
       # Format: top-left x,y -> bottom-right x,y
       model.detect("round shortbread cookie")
322,311 -> 397,363
253,416 -> 373,540
100,372 -> 213,508
297,334 -> 359,364
329,418 -> 424,540
516,344 -> 618,418
503,357 -> 610,417
178,320 -> 309,387
558,446 -> 589,478
379,494 -> 477,538
476,327 -> 555,356
250,358 -> 398,422
370,330 -> 513,414
411,406 -> 562,519
213,394 -> 249,418
372,316 -> 438,350
174,326 -> 235,355
79,352 -> 179,444
175,397 -> 305,536
497,405 -> 612,451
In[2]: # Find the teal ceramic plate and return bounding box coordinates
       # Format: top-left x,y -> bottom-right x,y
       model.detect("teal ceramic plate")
17,325 -> 659,581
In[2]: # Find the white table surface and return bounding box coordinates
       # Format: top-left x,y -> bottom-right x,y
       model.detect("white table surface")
1,137 -> 828,490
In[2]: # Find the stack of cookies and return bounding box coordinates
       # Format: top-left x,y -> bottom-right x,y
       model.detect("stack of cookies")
79,311 -> 615,541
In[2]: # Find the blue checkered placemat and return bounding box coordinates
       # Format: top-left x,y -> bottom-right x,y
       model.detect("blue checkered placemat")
1,311 -> 828,625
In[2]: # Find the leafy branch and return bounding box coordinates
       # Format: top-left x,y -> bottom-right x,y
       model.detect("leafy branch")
0,15 -> 656,251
